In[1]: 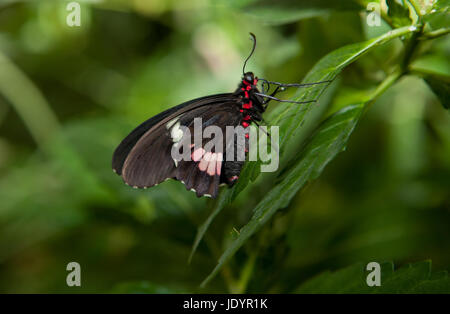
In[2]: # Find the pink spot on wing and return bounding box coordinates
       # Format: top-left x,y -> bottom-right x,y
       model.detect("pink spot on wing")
198,152 -> 223,175
199,152 -> 212,172
216,159 -> 222,176
206,154 -> 217,176
203,152 -> 212,161
192,148 -> 205,162
198,158 -> 208,171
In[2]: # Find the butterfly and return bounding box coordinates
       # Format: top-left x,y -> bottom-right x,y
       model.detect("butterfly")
112,33 -> 327,198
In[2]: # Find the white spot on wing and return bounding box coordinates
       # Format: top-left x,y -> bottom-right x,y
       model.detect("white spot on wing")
170,122 -> 184,143
169,121 -> 184,167
166,117 -> 179,130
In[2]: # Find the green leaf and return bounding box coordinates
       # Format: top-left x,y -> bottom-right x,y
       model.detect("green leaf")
233,27 -> 414,189
424,75 -> 450,109
386,0 -> 412,28
411,54 -> 450,77
271,26 -> 414,150
201,102 -> 366,287
294,262 -> 373,293
421,0 -> 450,30
295,261 -> 450,293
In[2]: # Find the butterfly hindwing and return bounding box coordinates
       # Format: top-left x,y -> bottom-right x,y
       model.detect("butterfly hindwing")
173,105 -> 243,197
116,96 -> 243,197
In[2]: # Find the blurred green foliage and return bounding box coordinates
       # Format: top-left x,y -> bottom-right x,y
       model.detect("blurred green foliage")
0,0 -> 449,293
296,260 -> 450,293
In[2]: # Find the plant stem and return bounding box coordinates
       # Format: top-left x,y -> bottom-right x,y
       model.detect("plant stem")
369,68 -> 403,105
367,15 -> 424,109
420,28 -> 450,40
402,27 -> 424,73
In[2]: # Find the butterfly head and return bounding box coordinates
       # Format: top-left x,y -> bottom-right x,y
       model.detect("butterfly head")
243,72 -> 254,83
243,72 -> 258,86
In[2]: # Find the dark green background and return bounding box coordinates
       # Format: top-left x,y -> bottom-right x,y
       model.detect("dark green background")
0,0 -> 448,293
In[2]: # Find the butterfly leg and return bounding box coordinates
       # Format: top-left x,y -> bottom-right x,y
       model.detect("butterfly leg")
259,78 -> 332,88
262,85 -> 282,107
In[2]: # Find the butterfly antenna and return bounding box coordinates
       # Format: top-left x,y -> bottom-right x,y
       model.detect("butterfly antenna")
243,33 -> 256,75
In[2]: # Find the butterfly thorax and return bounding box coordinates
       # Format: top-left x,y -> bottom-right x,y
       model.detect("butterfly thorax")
234,72 -> 264,131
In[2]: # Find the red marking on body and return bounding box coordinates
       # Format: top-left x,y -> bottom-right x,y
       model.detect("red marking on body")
242,121 -> 249,128
229,176 -> 239,182
240,109 -> 243,113
244,115 -> 251,120
246,85 -> 251,91
245,134 -> 249,139
244,91 -> 249,98
243,101 -> 252,109
253,78 -> 258,85
242,80 -> 250,86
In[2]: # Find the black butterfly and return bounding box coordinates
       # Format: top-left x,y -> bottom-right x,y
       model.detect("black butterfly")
112,33 -> 326,198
